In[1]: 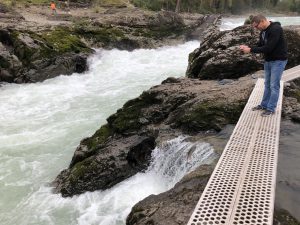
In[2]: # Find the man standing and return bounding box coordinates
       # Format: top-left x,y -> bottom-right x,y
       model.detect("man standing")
50,1 -> 57,15
240,15 -> 288,116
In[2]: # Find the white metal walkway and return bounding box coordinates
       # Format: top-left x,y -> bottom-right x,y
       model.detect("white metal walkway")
187,66 -> 300,225
282,65 -> 300,82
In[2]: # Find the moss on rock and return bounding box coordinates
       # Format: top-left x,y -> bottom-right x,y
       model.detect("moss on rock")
74,21 -> 126,45
177,100 -> 246,132
8,27 -> 92,65
68,124 -> 113,168
107,91 -> 161,133
82,124 -> 113,150
290,89 -> 300,102
41,27 -> 92,54
70,160 -> 87,182
108,100 -> 147,133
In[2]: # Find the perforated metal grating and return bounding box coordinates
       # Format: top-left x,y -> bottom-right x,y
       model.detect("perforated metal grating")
282,65 -> 300,82
187,78 -> 284,225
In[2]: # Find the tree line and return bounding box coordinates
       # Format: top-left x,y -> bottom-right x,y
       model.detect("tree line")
131,0 -> 300,14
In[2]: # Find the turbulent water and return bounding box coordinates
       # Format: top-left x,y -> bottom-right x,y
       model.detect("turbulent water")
0,41 -> 213,225
1,17 -> 300,225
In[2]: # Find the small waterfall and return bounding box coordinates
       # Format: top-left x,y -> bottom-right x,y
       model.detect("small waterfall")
148,136 -> 216,189
71,136 -> 217,225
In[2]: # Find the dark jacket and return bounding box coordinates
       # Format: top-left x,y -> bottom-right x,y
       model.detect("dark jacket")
251,21 -> 287,61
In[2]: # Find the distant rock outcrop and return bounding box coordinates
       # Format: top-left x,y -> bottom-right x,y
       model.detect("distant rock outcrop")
73,11 -> 220,50
0,5 -> 220,83
0,27 -> 93,83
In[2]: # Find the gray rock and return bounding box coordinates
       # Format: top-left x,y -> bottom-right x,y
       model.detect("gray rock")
0,27 -> 93,83
0,69 -> 13,82
53,135 -> 156,197
283,78 -> 300,121
218,78 -> 234,85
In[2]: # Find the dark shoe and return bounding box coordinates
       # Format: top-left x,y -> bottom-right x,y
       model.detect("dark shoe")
252,105 -> 264,111
261,110 -> 274,117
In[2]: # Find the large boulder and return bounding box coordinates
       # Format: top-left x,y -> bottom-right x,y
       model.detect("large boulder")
0,41 -> 22,82
54,134 -> 156,197
0,27 -> 93,83
186,25 -> 300,80
53,75 -> 257,197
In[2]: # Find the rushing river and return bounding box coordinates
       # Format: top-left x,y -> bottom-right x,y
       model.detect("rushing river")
1,41 -> 214,225
1,16 -> 300,225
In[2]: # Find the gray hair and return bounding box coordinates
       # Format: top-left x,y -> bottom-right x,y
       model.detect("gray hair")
252,15 -> 267,24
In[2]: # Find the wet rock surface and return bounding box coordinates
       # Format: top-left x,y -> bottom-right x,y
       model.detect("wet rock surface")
186,25 -> 300,80
283,78 -> 300,122
0,27 -> 93,83
54,135 -> 156,197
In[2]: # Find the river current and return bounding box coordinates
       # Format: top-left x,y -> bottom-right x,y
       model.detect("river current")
1,17 -> 300,225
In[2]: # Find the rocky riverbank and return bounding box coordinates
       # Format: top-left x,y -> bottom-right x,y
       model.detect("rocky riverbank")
0,3 -> 220,83
52,22 -> 300,224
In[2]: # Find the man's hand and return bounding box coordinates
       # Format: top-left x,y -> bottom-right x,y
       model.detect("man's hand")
239,45 -> 251,53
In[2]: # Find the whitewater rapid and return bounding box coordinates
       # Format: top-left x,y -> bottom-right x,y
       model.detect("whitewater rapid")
1,41 -> 210,225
